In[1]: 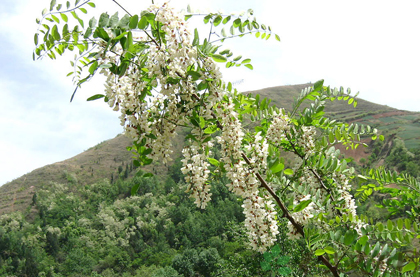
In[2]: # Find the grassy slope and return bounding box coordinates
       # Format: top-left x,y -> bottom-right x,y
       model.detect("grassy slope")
1,83 -> 419,215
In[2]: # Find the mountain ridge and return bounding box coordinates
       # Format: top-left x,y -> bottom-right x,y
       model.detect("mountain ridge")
1,83 -> 419,215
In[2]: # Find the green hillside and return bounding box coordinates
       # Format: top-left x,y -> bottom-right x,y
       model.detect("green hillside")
1,83 -> 419,216
1,83 -> 420,276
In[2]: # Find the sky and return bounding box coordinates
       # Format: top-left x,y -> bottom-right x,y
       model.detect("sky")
1,0 -> 419,186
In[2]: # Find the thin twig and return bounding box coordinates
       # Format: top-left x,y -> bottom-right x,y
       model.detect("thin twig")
111,0 -> 132,16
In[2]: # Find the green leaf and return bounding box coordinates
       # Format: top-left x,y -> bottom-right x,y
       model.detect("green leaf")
213,15 -> 222,26
79,7 -> 87,14
199,116 -> 206,128
88,61 -> 98,74
98,13 -> 109,28
275,34 -> 281,41
187,70 -> 201,81
87,2 -> 96,7
344,230 -> 356,245
277,267 -> 292,276
118,61 -> 128,77
203,14 -> 211,24
402,262 -> 416,273
284,169 -> 293,175
314,249 -> 325,256
193,28 -> 199,46
227,82 -> 232,92
387,219 -> 393,231
60,13 -> 68,22
34,33 -> 39,45
129,14 -> 139,29
197,81 -> 207,91
405,218 -> 411,230
109,12 -> 119,27
241,58 -> 251,64
233,55 -> 242,62
260,260 -> 271,271
270,162 -> 284,174
138,15 -> 148,29
87,94 -> 104,101
144,12 -> 155,26
89,17 -> 97,28
84,27 -> 92,38
313,79 -> 324,92
244,64 -> 253,70
358,235 -> 368,246
50,0 -> 56,11
271,245 -> 281,257
94,28 -> 110,41
212,54 -> 227,63
52,25 -> 60,40
208,158 -> 219,167
277,255 -> 290,266
293,199 -> 312,212
222,16 -> 231,24
230,25 -> 235,35
51,14 -> 60,23
131,183 -> 140,196
143,173 -> 153,178
233,18 -> 241,27
324,246 -> 335,254
263,252 -> 272,262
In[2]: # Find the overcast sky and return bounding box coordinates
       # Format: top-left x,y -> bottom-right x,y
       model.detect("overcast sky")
1,0 -> 419,186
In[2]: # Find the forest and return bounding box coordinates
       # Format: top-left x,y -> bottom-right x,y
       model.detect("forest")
0,168 -> 317,276
1,141 -> 420,276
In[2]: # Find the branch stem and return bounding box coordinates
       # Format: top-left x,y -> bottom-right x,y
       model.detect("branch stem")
191,93 -> 339,277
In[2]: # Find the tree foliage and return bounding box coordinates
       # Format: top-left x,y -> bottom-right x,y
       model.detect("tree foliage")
31,0 -> 420,276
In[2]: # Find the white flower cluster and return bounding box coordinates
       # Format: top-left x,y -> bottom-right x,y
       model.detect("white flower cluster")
333,172 -> 367,234
96,2 -> 279,253
287,194 -> 316,239
243,194 -> 279,252
334,172 -> 357,217
181,139 -> 213,209
266,110 -> 290,145
244,132 -> 269,173
297,126 -> 316,157
215,103 -> 279,251
99,2 -> 200,163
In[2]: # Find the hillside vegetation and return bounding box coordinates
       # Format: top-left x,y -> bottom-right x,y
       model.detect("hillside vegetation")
1,83 -> 420,276
0,170 -> 321,276
1,84 -> 419,216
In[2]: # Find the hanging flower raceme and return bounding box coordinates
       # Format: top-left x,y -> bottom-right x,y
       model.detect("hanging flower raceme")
181,137 -> 213,209
266,109 -> 290,145
243,193 -> 279,252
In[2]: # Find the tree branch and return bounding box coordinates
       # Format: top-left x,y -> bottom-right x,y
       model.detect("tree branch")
191,93 -> 340,277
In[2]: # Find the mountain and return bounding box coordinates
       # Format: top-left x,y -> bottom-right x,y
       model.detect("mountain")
1,83 -> 419,215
